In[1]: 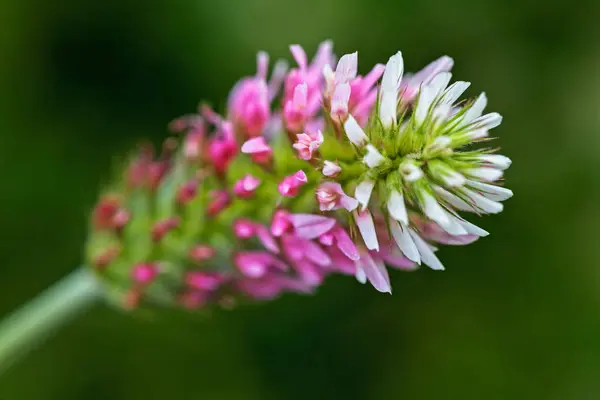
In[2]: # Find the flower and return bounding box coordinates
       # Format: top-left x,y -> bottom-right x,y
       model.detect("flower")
234,174 -> 261,198
227,52 -> 287,137
278,170 -> 308,197
85,41 -> 513,309
293,130 -> 324,160
325,50 -> 512,280
324,52 -> 385,125
241,137 -> 273,163
316,182 -> 359,211
322,160 -> 342,177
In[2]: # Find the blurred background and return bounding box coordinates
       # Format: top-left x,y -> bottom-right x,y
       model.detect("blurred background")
1,0 -> 600,398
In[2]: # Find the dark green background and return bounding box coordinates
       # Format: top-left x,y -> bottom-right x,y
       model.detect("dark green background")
1,0 -> 599,398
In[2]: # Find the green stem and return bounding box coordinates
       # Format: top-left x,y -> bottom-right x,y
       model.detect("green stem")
0,267 -> 101,374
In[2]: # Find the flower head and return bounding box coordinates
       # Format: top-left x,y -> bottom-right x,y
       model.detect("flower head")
85,41 -> 512,309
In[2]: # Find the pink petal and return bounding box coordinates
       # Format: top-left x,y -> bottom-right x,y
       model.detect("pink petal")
290,45 -> 307,69
332,226 -> 360,261
289,214 -> 336,239
241,137 -> 271,154
357,252 -> 391,293
256,225 -> 280,253
293,259 -> 324,286
302,239 -> 332,267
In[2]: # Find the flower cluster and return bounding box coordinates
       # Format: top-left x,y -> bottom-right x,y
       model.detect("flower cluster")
86,40 -> 512,310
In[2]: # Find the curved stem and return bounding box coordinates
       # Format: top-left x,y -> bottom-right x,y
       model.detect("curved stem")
0,267 -> 101,374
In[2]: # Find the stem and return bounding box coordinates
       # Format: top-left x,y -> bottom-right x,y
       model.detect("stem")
0,267 -> 101,374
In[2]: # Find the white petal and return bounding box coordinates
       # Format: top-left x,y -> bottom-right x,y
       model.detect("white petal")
323,64 -> 335,83
465,167 -> 503,182
442,170 -> 466,187
466,180 -> 513,201
429,135 -> 452,151
442,212 -> 469,235
458,219 -> 489,237
415,85 -> 436,124
462,92 -> 487,124
399,160 -> 424,182
387,190 -> 408,225
364,144 -> 386,168
354,210 -> 379,251
466,129 -> 489,140
432,103 -> 452,125
462,188 -> 504,214
439,81 -> 471,105
433,185 -> 477,212
478,154 -> 512,170
379,51 -> 404,127
428,72 -> 452,98
389,219 -> 420,263
408,230 -> 445,270
335,52 -> 358,83
421,191 -> 450,227
344,115 -> 368,146
381,51 -> 404,93
355,180 -> 375,210
473,113 -> 502,130
355,263 -> 367,284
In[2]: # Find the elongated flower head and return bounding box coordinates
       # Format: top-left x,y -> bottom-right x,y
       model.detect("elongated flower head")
85,41 -> 512,310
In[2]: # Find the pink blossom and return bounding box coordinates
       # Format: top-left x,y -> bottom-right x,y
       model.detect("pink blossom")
330,83 -> 351,121
283,41 -> 333,132
292,130 -> 324,160
278,170 -> 308,197
316,182 -> 359,212
271,210 -> 292,237
185,271 -> 224,291
228,52 -> 271,137
323,52 -> 358,100
283,83 -> 310,132
233,174 -> 261,198
151,217 -> 180,242
168,114 -> 204,133
93,196 -> 129,230
179,291 -> 207,309
323,52 -> 384,125
233,219 -> 256,238
235,219 -> 280,253
132,264 -> 158,284
241,137 -> 273,164
236,273 -> 313,300
234,251 -> 287,278
206,190 -> 230,217
322,160 -> 342,177
184,131 -> 204,160
189,245 -> 216,262
349,64 -> 386,125
207,121 -> 237,174
177,179 -> 198,204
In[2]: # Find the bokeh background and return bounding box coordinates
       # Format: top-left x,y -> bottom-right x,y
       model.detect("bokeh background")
1,0 -> 600,398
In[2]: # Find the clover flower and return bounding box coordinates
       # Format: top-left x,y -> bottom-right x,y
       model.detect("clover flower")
83,41 -> 512,310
